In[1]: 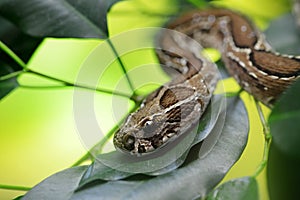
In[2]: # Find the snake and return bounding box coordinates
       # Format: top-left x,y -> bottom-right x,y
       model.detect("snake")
113,8 -> 300,156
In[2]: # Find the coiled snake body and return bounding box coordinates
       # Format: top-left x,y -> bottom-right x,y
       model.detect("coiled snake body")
113,9 -> 300,155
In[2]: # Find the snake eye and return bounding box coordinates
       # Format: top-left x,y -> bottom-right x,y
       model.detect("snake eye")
123,134 -> 135,151
140,118 -> 153,127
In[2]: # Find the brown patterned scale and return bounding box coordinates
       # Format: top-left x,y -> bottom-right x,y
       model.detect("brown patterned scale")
113,9 -> 300,155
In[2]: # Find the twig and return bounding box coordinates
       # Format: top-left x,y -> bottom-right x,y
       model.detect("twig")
0,41 -> 26,68
253,100 -> 272,177
0,184 -> 31,191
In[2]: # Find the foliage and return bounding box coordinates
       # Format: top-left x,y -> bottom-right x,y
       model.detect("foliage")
267,79 -> 300,200
207,177 -> 258,200
0,0 -> 299,199
23,96 -> 249,199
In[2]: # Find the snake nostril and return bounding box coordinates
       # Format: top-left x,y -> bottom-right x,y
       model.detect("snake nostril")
123,134 -> 135,151
138,145 -> 146,153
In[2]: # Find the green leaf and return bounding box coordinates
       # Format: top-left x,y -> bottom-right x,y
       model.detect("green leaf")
22,166 -> 88,200
266,15 -> 300,200
0,0 -> 122,39
0,16 -> 42,63
268,79 -> 300,200
267,143 -> 300,200
74,181 -> 142,200
80,160 -> 135,182
0,14 -> 41,101
22,96 -> 249,199
65,0 -> 121,37
268,79 -> 300,159
74,97 -> 248,200
0,0 -> 122,99
206,177 -> 258,200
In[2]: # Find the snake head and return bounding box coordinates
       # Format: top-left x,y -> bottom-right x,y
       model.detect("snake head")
113,116 -> 166,155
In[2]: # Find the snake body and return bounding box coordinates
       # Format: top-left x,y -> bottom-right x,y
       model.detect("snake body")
113,9 -> 300,155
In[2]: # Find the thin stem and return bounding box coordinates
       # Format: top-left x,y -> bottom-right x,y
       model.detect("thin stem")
20,84 -> 69,89
26,69 -> 71,86
106,38 -> 136,95
0,184 -> 31,191
254,136 -> 272,177
26,69 -> 132,99
0,70 -> 24,81
0,40 -> 26,68
253,100 -> 272,177
255,101 -> 271,137
71,152 -> 93,167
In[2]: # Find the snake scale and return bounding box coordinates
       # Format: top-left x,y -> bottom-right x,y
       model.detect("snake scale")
113,9 -> 300,156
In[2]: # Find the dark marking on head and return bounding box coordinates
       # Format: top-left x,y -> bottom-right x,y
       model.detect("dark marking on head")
166,106 -> 182,123
228,13 -> 258,48
160,87 -> 195,109
250,50 -> 300,78
160,89 -> 178,108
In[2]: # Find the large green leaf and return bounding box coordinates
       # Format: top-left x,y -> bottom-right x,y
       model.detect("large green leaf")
266,10 -> 300,200
207,177 -> 258,200
0,16 -> 41,64
268,79 -> 300,159
267,143 -> 300,200
22,96 -> 249,199
71,96 -> 248,200
0,0 -> 122,101
22,166 -> 88,200
0,0 -> 122,38
268,79 -> 300,200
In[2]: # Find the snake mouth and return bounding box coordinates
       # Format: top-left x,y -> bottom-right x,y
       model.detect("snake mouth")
120,135 -> 156,155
